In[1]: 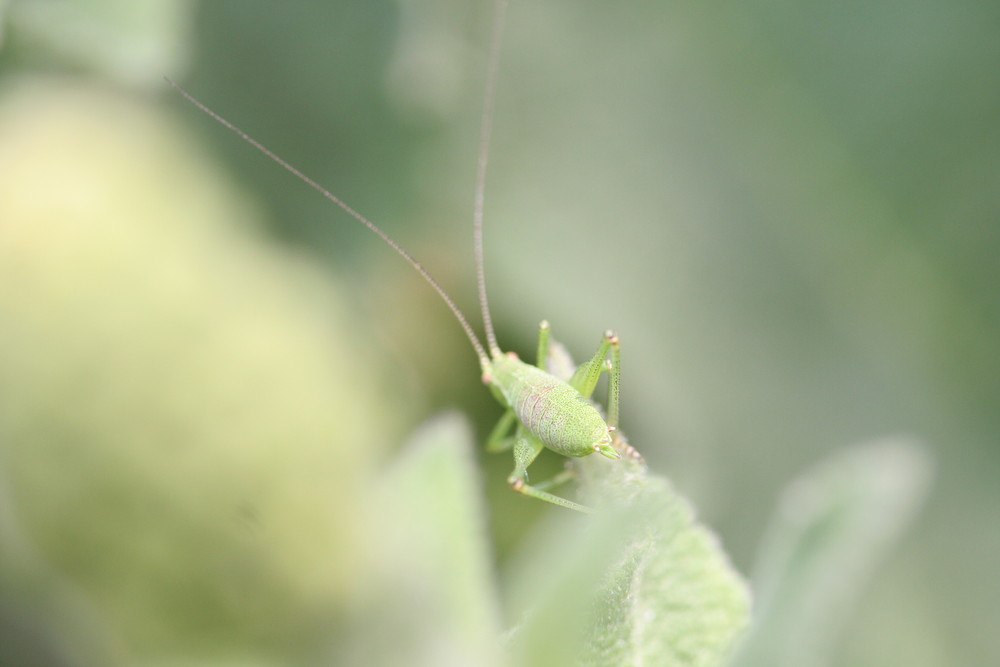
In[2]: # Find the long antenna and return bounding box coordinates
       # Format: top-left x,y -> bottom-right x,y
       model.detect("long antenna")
473,0 -> 508,359
165,77 -> 491,369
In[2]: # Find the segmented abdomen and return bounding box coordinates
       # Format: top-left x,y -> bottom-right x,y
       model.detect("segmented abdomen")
490,355 -> 608,458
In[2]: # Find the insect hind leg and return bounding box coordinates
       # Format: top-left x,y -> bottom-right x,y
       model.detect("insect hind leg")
567,330 -> 628,453
567,331 -> 617,400
508,430 -> 593,514
564,331 -> 621,432
531,466 -> 576,492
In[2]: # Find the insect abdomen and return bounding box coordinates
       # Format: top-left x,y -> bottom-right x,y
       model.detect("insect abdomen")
489,355 -> 610,458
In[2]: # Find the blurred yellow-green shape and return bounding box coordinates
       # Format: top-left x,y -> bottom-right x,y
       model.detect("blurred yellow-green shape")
0,77 -> 398,664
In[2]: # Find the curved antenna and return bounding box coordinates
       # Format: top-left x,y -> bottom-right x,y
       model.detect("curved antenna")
165,77 -> 491,369
473,0 -> 508,359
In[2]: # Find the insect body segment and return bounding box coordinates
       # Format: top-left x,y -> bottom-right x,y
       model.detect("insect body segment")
490,355 -> 614,459
484,324 -> 622,513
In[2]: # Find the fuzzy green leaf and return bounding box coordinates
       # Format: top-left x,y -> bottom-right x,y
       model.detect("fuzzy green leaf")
581,452 -> 750,667
502,445 -> 750,667
336,414 -> 504,667
727,438 -> 932,667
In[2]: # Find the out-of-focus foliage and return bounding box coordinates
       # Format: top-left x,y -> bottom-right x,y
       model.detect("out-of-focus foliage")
729,439 -> 932,667
0,0 -> 997,665
0,77 -> 396,664
333,415 -> 505,667
0,0 -> 192,86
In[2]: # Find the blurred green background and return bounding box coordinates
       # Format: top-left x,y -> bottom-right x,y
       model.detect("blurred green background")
0,0 -> 997,664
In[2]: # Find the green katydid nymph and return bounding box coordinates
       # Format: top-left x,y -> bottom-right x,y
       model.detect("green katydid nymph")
168,0 -> 634,513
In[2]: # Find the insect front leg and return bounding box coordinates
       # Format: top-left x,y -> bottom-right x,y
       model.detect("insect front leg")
508,427 -> 594,514
485,408 -> 517,452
